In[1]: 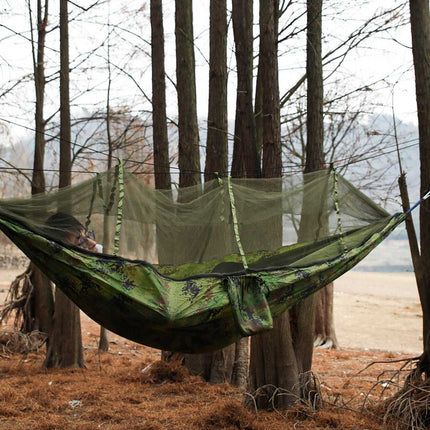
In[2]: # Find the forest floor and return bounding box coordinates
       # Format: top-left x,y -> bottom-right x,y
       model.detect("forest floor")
0,268 -> 424,429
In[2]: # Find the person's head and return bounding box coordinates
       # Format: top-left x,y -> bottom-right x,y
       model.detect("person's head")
45,212 -> 97,252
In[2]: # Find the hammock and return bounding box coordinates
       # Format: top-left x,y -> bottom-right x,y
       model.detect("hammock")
0,166 -> 405,353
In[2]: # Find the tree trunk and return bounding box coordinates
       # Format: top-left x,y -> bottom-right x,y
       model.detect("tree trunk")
151,0 -> 172,191
31,264 -> 53,334
44,0 -> 83,369
409,0 -> 430,374
175,0 -> 201,190
150,0 -> 173,266
249,0 -> 324,410
261,0 -> 281,179
304,0 -> 331,354
204,0 -> 228,182
249,0 -> 301,409
28,0 -> 54,338
313,284 -> 339,349
292,0 -> 324,398
98,326 -> 109,351
162,0 -> 203,371
178,0 -> 248,387
231,0 -> 260,179
43,289 -> 83,368
32,0 -> 48,196
58,0 -> 71,190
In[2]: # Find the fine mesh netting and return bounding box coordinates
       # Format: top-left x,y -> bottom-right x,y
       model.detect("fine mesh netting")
0,166 -> 390,276
0,165 -> 403,352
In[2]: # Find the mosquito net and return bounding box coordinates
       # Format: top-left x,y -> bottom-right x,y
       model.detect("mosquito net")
0,164 -> 392,275
0,164 -> 404,352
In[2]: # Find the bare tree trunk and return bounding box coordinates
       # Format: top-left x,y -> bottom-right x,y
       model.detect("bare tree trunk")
314,284 -> 338,348
204,0 -> 228,182
249,0 -> 324,410
161,0 -> 203,370
231,0 -> 260,179
27,0 -> 54,338
292,0 -> 324,398
249,0 -> 302,409
179,0 -> 248,387
58,0 -> 71,190
31,0 -> 48,196
151,0 -> 172,191
44,0 -> 83,368
175,0 -> 201,190
254,63 -> 263,162
150,0 -> 173,268
409,0 -> 430,375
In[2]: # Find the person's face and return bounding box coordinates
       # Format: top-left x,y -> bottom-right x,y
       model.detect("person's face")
73,229 -> 98,252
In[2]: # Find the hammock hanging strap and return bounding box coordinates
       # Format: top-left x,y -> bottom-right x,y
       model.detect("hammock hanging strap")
85,176 -> 99,231
333,168 -> 346,252
113,160 -> 125,256
91,161 -> 125,255
227,176 -> 248,270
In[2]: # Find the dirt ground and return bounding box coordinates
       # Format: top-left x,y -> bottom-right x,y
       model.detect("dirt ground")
0,268 -> 424,429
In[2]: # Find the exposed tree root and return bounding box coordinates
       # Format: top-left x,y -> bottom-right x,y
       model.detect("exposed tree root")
383,367 -> 430,430
357,356 -> 430,429
314,334 -> 339,349
0,263 -> 33,331
0,329 -> 46,355
245,370 -> 322,412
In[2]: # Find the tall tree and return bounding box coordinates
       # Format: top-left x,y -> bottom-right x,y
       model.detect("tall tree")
44,0 -> 83,368
150,0 -> 173,263
176,0 -> 201,190
248,0 -> 324,409
409,0 -> 430,375
29,0 -> 54,338
248,0 -> 299,410
177,1 -> 247,387
231,0 -> 261,178
292,0 -> 324,392
204,0 -> 228,182
151,0 -> 171,191
162,0 -> 203,369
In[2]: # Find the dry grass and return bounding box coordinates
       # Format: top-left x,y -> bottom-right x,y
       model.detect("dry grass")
0,317 -> 417,429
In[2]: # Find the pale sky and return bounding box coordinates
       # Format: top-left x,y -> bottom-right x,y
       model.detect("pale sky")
0,1 -> 418,142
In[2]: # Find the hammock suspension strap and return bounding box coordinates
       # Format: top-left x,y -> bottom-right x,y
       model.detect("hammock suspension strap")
333,168 -> 346,252
227,176 -> 248,270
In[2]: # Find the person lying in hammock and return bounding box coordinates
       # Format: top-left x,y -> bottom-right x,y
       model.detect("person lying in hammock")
45,212 -> 102,253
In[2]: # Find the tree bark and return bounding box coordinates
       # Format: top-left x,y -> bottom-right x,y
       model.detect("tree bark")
175,0 -> 201,190
409,0 -> 430,374
204,0 -> 228,182
150,0 -> 173,266
32,0 -> 48,196
248,0 -> 301,409
292,0 -> 324,396
249,0 -> 324,410
179,1 -> 249,387
43,289 -> 83,368
58,0 -> 71,190
44,0 -> 83,369
231,0 -> 260,179
28,0 -> 54,338
261,0 -> 281,179
151,0 -> 172,191
314,284 -> 339,349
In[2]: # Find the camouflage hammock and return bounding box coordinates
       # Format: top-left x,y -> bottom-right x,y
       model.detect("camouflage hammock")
0,165 -> 405,353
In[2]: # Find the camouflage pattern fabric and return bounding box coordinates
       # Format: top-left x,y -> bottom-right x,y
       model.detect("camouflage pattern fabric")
0,212 -> 404,353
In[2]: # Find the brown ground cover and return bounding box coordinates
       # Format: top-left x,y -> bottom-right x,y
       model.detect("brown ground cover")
0,266 -> 423,429
0,314 -> 416,430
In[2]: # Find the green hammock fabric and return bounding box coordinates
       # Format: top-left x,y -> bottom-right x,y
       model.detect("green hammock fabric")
0,167 -> 405,353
